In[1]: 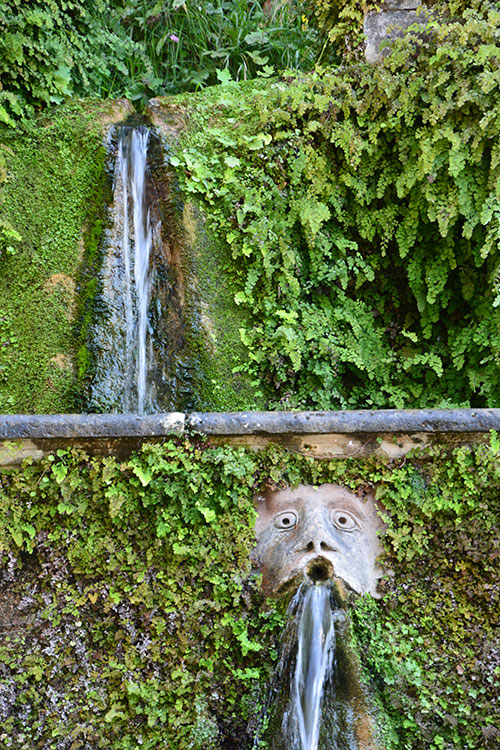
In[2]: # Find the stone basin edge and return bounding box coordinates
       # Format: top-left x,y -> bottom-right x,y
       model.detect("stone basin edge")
1,408 -> 500,437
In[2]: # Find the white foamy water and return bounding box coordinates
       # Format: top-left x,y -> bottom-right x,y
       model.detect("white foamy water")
294,584 -> 335,750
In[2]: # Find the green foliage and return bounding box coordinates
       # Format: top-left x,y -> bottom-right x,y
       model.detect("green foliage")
0,440 -> 277,748
304,0 -> 500,61
115,0 -> 329,107
0,438 -> 498,748
0,0 -> 328,121
351,437 -> 500,749
0,0 -> 141,122
0,144 -> 21,263
303,0 -> 378,61
177,200 -> 267,412
169,5 -> 500,409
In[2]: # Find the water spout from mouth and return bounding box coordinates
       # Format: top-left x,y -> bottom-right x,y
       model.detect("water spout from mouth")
306,557 -> 334,584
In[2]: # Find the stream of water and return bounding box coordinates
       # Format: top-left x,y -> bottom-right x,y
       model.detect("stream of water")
90,125 -> 160,413
256,582 -> 360,750
294,585 -> 335,750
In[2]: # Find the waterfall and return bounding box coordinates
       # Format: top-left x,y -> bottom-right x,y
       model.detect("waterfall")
294,585 -> 335,750
129,127 -> 153,414
90,125 -> 161,413
255,582 -> 361,750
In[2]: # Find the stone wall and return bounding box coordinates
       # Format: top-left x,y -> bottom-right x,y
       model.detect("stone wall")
364,1 -> 426,63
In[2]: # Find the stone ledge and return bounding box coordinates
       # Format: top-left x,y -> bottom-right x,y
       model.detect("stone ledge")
1,409 -> 499,439
1,410 -> 498,467
0,413 -> 185,439
187,409 -> 500,435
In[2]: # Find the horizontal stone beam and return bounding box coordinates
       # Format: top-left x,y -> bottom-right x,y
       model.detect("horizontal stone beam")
1,410 -> 498,467
0,413 -> 185,439
187,409 -> 500,435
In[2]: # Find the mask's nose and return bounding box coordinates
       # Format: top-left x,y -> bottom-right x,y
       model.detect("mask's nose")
299,537 -> 337,554
292,508 -> 338,555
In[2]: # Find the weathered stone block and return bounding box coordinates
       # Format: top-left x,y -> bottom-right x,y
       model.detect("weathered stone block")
364,1 -> 425,63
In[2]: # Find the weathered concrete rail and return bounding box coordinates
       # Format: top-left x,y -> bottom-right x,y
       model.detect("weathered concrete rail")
1,409 -> 499,467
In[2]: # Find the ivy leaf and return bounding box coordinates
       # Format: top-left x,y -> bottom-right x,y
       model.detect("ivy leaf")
296,197 -> 331,239
244,31 -> 269,46
241,133 -> 272,150
199,506 -> 216,523
224,155 -> 240,168
131,464 -> 152,487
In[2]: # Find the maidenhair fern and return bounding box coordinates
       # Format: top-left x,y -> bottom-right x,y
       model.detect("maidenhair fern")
172,4 -> 500,408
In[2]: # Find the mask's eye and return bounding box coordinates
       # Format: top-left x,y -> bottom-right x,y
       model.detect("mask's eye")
274,511 -> 298,530
331,509 -> 359,532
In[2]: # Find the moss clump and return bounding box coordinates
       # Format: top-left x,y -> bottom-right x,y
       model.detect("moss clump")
180,202 -> 268,411
0,100 -> 122,413
0,437 -> 498,748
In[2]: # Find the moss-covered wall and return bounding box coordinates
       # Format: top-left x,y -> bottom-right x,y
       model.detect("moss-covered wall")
0,100 -> 132,413
146,99 -> 266,412
0,437 -> 498,749
4,2 -> 500,414
0,95 -> 265,414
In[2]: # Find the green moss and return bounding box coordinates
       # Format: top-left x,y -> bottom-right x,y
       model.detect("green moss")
74,210 -> 110,396
0,100 -> 117,413
181,201 -> 267,411
0,438 -> 498,748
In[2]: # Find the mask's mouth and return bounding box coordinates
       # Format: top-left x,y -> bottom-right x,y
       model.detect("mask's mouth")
306,556 -> 334,583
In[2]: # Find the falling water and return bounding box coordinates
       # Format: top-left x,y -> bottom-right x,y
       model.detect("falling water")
90,125 -> 163,413
255,582 -> 361,750
294,585 -> 335,750
129,127 -> 152,413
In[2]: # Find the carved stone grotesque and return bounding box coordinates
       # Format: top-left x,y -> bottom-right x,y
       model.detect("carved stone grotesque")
252,484 -> 385,597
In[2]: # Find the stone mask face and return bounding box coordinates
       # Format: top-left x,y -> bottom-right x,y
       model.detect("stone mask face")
252,484 -> 385,597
